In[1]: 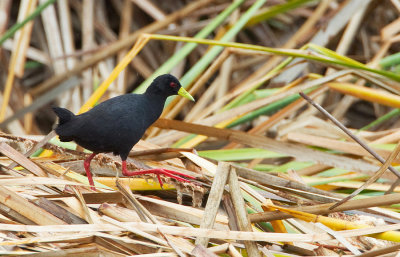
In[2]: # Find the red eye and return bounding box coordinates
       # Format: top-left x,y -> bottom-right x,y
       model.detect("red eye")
170,82 -> 178,88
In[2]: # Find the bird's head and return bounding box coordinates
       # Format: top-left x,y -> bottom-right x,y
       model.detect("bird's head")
146,74 -> 195,101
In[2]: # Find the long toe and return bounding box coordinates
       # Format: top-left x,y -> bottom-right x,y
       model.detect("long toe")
158,169 -> 196,180
122,168 -> 195,183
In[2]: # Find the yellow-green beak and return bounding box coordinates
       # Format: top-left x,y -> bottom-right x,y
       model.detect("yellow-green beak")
178,87 -> 195,101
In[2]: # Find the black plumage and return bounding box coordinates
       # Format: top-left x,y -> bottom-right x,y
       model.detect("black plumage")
53,74 -> 195,189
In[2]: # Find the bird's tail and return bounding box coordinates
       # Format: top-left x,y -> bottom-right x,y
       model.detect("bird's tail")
52,107 -> 75,125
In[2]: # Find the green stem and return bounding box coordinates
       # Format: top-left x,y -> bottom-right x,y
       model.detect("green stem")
360,109 -> 400,131
166,0 -> 268,106
222,56 -> 294,111
227,88 -> 314,128
144,35 -> 400,82
246,0 -> 318,26
179,0 -> 268,89
133,0 -> 246,94
0,0 -> 57,46
380,52 -> 400,69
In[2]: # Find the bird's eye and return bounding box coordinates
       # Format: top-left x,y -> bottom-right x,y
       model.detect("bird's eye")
170,82 -> 178,88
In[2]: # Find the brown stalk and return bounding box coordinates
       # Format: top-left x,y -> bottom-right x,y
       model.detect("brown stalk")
154,118 -> 383,176
248,192 -> 400,223
29,0 -> 212,97
299,92 -> 400,180
329,141 -> 400,210
195,162 -> 230,246
0,185 -> 66,225
192,244 -> 219,257
0,142 -> 46,177
228,167 -> 262,256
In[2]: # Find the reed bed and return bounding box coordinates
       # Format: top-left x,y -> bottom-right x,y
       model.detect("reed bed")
1,0 -> 400,256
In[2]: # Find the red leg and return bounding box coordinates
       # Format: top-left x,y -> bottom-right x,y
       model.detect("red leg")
121,161 -> 195,187
84,153 -> 97,190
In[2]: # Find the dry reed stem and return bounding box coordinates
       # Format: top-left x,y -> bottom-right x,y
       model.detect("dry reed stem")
195,162 -> 230,246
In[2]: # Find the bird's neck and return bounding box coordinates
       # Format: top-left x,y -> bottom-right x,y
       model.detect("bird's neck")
143,93 -> 168,112
143,93 -> 168,122
144,87 -> 171,104
145,85 -> 164,96
144,91 -> 168,101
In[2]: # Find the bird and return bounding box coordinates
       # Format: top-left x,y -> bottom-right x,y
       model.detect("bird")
52,74 -> 195,190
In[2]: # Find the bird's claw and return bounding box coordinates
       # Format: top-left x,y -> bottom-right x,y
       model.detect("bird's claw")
122,168 -> 196,186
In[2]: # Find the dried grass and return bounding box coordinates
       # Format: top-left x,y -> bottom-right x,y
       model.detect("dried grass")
1,0 -> 400,256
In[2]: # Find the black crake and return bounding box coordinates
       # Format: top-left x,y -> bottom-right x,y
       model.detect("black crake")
53,74 -> 195,189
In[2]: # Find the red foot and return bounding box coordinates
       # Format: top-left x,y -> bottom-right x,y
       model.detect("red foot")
121,161 -> 195,187
84,153 -> 97,190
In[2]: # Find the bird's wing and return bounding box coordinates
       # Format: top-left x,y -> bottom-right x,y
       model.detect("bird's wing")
72,95 -> 147,150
